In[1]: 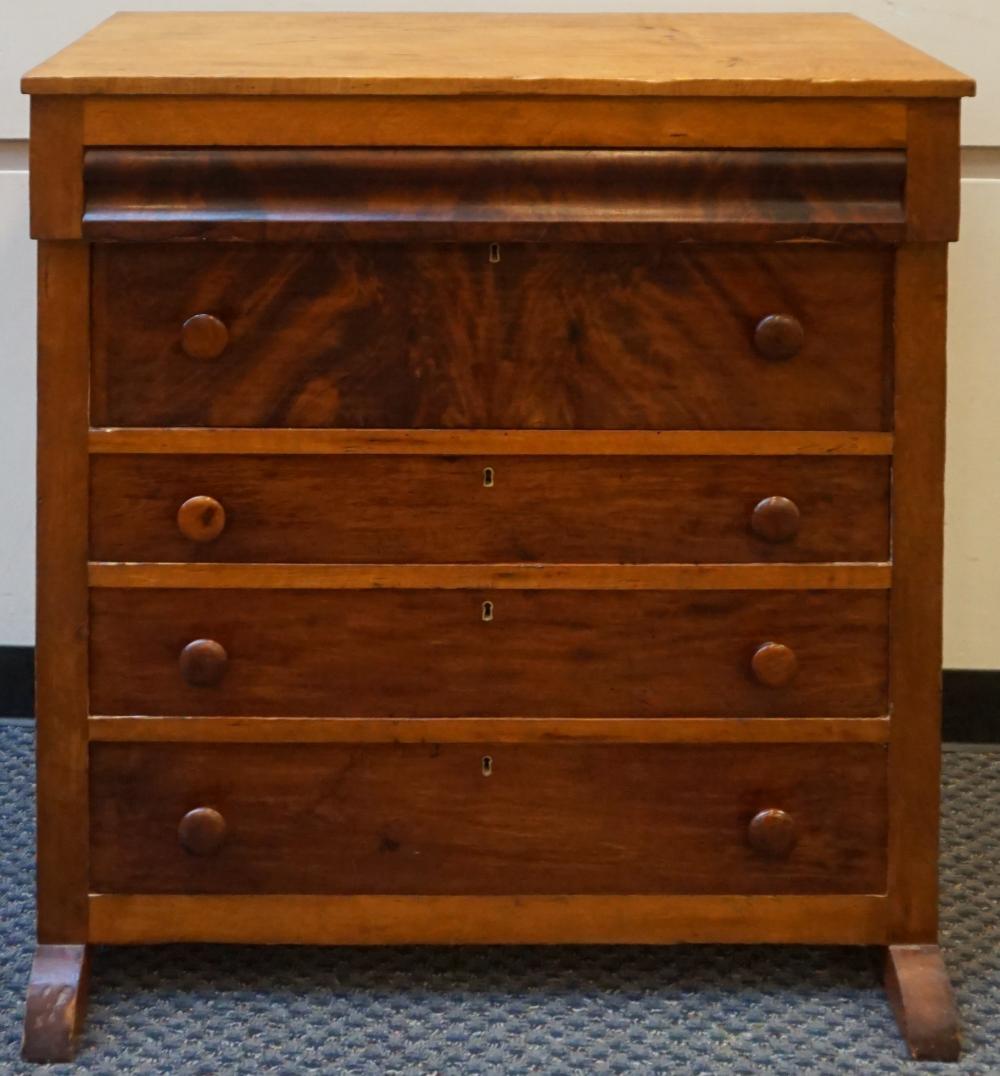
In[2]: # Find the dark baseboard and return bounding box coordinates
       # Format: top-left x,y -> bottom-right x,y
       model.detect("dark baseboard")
0,646 -> 996,740
942,670 -> 1000,743
0,645 -> 34,718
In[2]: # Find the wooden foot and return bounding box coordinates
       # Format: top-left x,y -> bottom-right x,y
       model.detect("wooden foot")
884,944 -> 960,1062
21,944 -> 90,1063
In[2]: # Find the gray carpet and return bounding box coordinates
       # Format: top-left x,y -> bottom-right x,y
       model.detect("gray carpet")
1,723 -> 998,1074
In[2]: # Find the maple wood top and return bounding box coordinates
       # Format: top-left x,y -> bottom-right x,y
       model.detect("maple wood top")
22,12 -> 974,99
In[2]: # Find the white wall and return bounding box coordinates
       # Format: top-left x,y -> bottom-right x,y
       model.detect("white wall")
0,1 -> 998,667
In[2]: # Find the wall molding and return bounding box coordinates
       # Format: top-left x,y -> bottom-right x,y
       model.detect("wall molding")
0,645 -> 995,740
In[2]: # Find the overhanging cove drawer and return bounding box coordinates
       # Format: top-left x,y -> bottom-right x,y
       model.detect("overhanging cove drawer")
89,588 -> 889,718
89,741 -> 888,895
91,242 -> 893,430
82,147 -> 906,243
90,453 -> 891,564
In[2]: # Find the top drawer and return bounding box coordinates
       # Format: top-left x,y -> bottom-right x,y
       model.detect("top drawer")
91,242 -> 892,430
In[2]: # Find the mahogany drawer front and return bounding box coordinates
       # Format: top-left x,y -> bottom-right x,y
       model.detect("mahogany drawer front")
91,243 -> 892,430
90,454 -> 891,565
89,588 -> 889,718
89,741 -> 888,895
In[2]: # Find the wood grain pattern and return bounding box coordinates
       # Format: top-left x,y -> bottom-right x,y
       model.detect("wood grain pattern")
35,243 -> 90,944
87,715 -> 892,744
80,96 -> 909,152
90,454 -> 890,566
20,945 -> 90,1063
29,99 -> 84,240
89,588 -> 889,718
87,893 -> 890,946
91,243 -> 893,431
22,13 -> 974,98
87,429 -> 896,457
82,149 -> 906,243
906,102 -> 962,242
887,245 -> 949,943
884,945 -> 961,1061
87,563 -> 891,591
89,741 -> 888,895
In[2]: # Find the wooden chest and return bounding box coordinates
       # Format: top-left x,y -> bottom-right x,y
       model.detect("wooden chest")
21,12 -> 974,1063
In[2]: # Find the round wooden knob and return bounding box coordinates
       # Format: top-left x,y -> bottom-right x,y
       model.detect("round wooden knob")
751,642 -> 798,687
753,314 -> 805,361
178,807 -> 227,856
180,313 -> 229,360
750,496 -> 801,543
177,495 -> 226,543
747,809 -> 797,858
179,639 -> 228,687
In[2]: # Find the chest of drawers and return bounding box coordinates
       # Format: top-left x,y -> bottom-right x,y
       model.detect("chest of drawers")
21,12 -> 973,1063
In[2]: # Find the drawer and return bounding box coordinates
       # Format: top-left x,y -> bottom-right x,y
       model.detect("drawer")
90,454 -> 891,564
91,243 -> 892,430
89,588 -> 889,717
89,741 -> 888,895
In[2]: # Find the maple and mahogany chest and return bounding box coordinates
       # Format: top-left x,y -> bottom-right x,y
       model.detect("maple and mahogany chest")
21,12 -> 974,1062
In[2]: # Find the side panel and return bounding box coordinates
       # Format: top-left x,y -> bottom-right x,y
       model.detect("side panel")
887,244 -> 949,942
35,241 -> 90,941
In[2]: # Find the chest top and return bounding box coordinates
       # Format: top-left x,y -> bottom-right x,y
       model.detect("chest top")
22,11 -> 973,99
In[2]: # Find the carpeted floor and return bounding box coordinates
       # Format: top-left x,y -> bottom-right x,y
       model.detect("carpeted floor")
1,722 -> 998,1074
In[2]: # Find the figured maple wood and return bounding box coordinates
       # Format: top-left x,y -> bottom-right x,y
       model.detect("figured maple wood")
89,588 -> 889,719
21,13 -> 974,98
20,945 -> 90,1063
88,741 -> 887,895
87,715 -> 892,745
87,429 -> 896,456
885,945 -> 961,1061
35,244 -> 90,944
91,243 -> 893,431
90,454 -> 890,566
88,893 -> 890,946
80,96 -> 910,153
82,148 -> 907,243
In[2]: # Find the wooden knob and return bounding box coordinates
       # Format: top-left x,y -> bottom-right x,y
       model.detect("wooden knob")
178,807 -> 227,856
751,642 -> 798,687
177,495 -> 226,543
179,639 -> 228,687
753,314 -> 804,361
180,313 -> 229,360
747,809 -> 797,858
750,496 -> 800,543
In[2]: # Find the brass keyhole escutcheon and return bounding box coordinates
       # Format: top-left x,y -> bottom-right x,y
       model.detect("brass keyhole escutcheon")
481,755 -> 494,777
483,466 -> 495,488
489,243 -> 501,263
482,600 -> 494,622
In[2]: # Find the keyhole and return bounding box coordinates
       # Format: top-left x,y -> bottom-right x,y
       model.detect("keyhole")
481,755 -> 493,777
482,601 -> 494,622
489,243 -> 501,264
483,466 -> 494,488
